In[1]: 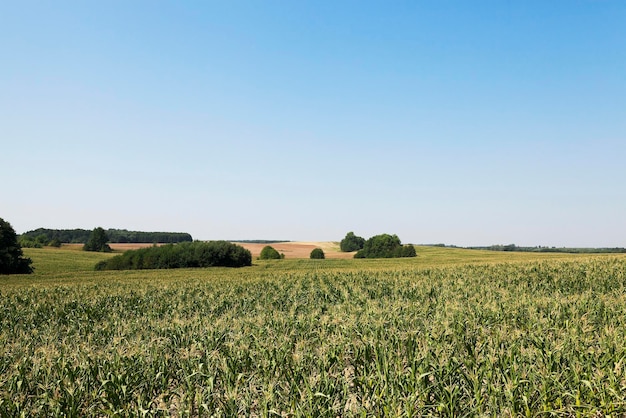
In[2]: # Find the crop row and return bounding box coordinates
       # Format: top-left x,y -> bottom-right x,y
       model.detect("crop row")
1,258 -> 625,416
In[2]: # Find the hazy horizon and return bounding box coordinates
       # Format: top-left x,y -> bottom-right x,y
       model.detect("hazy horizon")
2,2 -> 625,248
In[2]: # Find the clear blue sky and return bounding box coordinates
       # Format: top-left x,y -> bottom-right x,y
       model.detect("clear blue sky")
2,1 -> 625,247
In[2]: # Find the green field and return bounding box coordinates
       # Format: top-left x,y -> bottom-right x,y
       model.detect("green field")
2,247 -> 626,416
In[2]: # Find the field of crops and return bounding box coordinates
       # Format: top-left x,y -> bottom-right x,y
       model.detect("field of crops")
1,247 -> 626,416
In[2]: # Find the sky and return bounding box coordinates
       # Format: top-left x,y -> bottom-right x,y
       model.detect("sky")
1,1 -> 625,247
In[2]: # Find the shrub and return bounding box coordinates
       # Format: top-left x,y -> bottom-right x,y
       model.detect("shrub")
310,248 -> 325,259
398,244 -> 417,257
48,239 -> 62,248
18,236 -> 42,248
354,234 -> 417,259
259,245 -> 282,260
95,241 -> 252,270
340,232 -> 365,252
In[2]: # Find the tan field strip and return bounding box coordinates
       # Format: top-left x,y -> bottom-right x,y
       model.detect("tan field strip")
233,241 -> 355,259
63,241 -> 354,259
63,243 -> 160,251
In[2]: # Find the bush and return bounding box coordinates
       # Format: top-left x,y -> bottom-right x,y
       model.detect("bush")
95,241 -> 252,270
18,236 -> 42,248
310,248 -> 325,259
259,245 -> 282,260
340,232 -> 365,252
0,218 -> 33,274
354,234 -> 417,259
399,244 -> 417,257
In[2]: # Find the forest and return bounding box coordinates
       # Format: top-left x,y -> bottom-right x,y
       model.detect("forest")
19,228 -> 193,245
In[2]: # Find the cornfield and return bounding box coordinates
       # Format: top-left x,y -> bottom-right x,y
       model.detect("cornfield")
1,249 -> 626,416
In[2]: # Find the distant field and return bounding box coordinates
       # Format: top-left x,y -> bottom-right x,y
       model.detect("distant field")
63,243 -> 162,252
59,241 -> 620,263
2,247 -> 625,415
234,241 -> 354,259
65,241 -> 351,259
49,241 -> 615,266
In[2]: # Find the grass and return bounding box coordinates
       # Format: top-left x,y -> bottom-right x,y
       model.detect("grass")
1,246 -> 625,416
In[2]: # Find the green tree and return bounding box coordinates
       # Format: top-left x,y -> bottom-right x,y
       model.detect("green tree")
0,218 -> 33,274
259,245 -> 282,260
310,248 -> 325,259
83,227 -> 112,252
18,236 -> 42,248
340,231 -> 366,252
35,234 -> 48,246
48,238 -> 62,248
354,233 -> 417,259
398,244 -> 417,257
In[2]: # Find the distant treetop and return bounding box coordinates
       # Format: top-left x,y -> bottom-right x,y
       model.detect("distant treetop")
83,227 -> 112,253
340,232 -> 366,252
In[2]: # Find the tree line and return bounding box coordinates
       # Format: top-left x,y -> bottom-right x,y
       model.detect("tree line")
95,241 -> 252,270
19,228 -> 193,247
